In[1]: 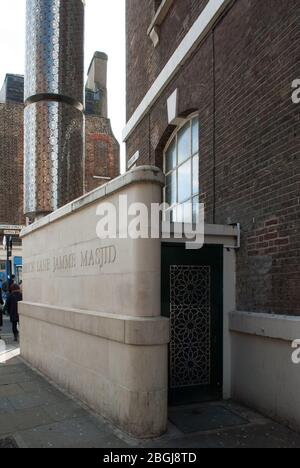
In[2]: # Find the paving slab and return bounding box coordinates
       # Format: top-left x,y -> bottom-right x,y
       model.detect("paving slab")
19,380 -> 71,402
0,372 -> 33,386
169,404 -> 248,434
10,407 -> 55,432
151,422 -> 300,449
0,412 -> 18,436
7,390 -> 65,411
0,383 -> 24,397
0,365 -> 29,376
0,397 -> 15,414
0,358 -> 23,367
42,400 -> 88,423
16,416 -> 129,449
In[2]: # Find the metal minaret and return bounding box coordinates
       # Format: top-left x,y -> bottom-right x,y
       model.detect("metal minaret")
24,0 -> 85,218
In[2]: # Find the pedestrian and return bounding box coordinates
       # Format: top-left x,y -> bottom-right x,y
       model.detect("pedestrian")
6,284 -> 22,342
2,279 -> 8,295
9,274 -> 16,293
0,288 -> 3,340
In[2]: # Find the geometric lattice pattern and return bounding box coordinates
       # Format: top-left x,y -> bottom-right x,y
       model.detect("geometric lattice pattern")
25,0 -> 84,103
24,0 -> 84,216
170,265 -> 211,389
24,101 -> 83,216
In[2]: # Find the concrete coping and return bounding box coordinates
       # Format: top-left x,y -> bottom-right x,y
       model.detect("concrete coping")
162,223 -> 239,246
229,311 -> 300,342
20,301 -> 170,346
21,166 -> 165,238
87,51 -> 108,75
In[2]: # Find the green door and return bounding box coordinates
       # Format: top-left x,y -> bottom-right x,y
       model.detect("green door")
162,243 -> 223,406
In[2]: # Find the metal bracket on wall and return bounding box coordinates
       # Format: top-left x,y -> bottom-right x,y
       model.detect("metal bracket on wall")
224,223 -> 241,250
93,176 -> 112,181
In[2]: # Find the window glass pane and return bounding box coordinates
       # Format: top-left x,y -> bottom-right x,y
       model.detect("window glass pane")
154,0 -> 163,12
166,206 -> 178,223
192,196 -> 199,224
192,155 -> 199,195
171,207 -> 178,223
164,208 -> 172,223
192,118 -> 199,154
177,202 -> 192,224
178,123 -> 191,164
165,140 -> 176,173
178,159 -> 192,203
165,172 -> 177,206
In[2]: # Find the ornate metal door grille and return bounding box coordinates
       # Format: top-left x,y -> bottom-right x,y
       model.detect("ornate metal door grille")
170,265 -> 211,389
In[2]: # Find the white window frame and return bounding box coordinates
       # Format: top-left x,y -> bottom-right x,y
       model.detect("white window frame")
163,113 -> 200,223
147,0 -> 174,47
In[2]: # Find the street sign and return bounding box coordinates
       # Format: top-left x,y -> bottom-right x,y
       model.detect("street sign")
4,230 -> 20,236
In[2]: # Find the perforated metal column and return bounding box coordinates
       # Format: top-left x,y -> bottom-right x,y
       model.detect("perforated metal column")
24,0 -> 84,217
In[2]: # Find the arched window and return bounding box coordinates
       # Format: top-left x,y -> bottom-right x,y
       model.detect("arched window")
154,0 -> 163,12
164,115 -> 199,223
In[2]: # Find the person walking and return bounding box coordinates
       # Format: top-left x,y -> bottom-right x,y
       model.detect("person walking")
6,284 -> 22,342
0,288 -> 3,340
9,275 -> 15,293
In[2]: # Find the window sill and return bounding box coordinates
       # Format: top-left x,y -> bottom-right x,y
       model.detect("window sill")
147,0 -> 174,47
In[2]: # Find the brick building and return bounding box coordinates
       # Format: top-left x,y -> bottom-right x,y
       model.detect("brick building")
0,74 -> 24,227
125,0 -> 300,315
124,0 -> 300,427
0,75 -> 24,282
0,74 -> 24,104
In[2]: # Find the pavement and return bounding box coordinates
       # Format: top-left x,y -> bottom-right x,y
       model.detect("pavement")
1,315 -> 300,448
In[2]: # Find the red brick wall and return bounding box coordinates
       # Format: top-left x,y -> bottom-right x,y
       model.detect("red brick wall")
126,0 -> 209,119
0,103 -> 25,226
126,0 -> 300,315
85,116 -> 120,193
214,0 -> 300,314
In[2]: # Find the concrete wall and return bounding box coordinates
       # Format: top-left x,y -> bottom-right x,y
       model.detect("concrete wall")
20,166 -> 170,438
230,311 -> 300,431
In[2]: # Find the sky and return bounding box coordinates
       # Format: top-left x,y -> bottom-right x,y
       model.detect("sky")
0,0 -> 126,171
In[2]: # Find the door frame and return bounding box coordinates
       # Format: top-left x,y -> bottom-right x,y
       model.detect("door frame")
161,242 -> 223,405
160,224 -> 238,403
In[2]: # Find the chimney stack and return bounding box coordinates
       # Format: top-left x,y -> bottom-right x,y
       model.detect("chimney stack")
85,52 -> 108,118
24,0 -> 85,218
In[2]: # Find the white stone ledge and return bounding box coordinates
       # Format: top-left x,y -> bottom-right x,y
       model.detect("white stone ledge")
162,223 -> 239,247
229,311 -> 300,342
21,166 -> 165,238
20,302 -> 170,346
